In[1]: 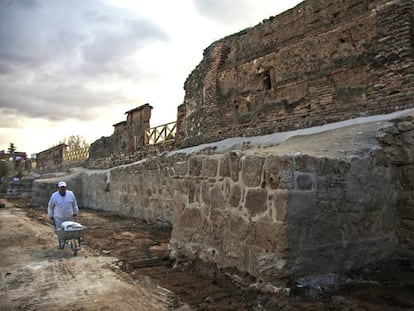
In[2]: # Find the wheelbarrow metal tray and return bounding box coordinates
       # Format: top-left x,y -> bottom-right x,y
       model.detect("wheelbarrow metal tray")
54,227 -> 88,240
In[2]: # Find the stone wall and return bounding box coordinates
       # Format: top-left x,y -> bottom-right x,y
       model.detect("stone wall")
87,141 -> 176,169
89,104 -> 152,160
169,151 -> 399,286
177,0 -> 414,148
36,144 -> 67,172
79,154 -> 180,227
31,110 -> 414,288
373,114 -> 414,259
0,178 -> 33,199
32,171 -> 84,209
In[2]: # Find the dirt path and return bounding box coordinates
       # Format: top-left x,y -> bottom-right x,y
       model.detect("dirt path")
0,206 -> 173,311
0,198 -> 255,311
1,198 -> 414,311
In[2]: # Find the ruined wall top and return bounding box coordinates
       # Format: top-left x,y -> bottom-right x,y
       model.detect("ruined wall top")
50,0 -> 414,168
89,103 -> 153,160
176,0 -> 414,148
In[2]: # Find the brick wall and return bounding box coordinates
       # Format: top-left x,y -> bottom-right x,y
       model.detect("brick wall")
177,0 -> 414,148
36,144 -> 67,172
89,104 -> 152,160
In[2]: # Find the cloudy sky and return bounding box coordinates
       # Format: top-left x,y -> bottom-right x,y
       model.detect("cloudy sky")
0,0 -> 302,156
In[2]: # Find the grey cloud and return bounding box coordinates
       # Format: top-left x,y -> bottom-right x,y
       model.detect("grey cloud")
192,0 -> 253,24
0,0 -> 168,123
0,81 -> 129,125
81,17 -> 167,75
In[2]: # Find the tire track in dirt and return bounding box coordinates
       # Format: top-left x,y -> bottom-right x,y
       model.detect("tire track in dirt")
0,207 -> 172,311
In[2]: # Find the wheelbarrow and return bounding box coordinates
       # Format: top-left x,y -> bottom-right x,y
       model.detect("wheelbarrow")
54,221 -> 88,256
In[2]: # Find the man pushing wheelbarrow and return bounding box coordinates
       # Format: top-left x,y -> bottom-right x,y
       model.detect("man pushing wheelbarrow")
48,181 -> 87,255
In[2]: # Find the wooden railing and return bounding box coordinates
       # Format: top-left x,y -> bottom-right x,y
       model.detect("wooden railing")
63,147 -> 89,162
145,121 -> 176,145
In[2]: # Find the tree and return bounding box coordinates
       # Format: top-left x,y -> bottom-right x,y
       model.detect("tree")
59,135 -> 89,151
7,143 -> 16,156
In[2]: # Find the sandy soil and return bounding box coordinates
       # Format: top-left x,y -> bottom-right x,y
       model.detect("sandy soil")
1,197 -> 414,311
0,200 -> 172,311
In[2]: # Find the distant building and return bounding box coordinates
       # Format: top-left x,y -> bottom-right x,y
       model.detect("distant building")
0,150 -> 27,161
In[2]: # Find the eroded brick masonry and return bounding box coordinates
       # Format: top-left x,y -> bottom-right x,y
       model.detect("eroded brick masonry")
177,0 -> 414,147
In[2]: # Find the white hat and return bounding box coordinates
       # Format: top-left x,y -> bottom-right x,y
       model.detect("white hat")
58,181 -> 67,188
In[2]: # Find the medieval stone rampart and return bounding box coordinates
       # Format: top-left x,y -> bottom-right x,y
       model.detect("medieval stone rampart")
177,0 -> 414,148
31,110 -> 414,288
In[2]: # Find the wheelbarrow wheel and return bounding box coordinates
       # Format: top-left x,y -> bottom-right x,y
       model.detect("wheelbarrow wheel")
69,239 -> 79,256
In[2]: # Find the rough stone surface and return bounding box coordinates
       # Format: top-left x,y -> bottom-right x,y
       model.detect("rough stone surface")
32,112 -> 414,288
177,0 -> 414,148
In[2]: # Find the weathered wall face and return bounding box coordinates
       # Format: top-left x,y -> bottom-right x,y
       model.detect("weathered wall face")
80,155 -> 178,227
32,171 -> 84,208
31,111 -> 414,287
89,104 -> 152,160
168,152 -> 399,284
373,114 -> 414,259
177,0 -> 414,148
36,144 -> 67,172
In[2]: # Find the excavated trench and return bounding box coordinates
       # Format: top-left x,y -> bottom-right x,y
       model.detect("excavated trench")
5,197 -> 414,310
25,205 -> 261,310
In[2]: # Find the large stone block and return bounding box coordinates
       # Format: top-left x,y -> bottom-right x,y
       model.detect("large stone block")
210,186 -> 226,210
180,204 -> 203,230
245,188 -> 268,216
400,130 -> 414,145
174,161 -> 188,176
251,218 -> 288,254
272,190 -> 288,222
397,120 -> 414,132
229,183 -> 242,207
228,213 -> 250,241
242,155 -> 265,187
218,152 -> 241,182
295,172 -> 315,191
144,158 -> 160,170
286,191 -> 317,221
294,154 -> 320,172
200,181 -> 211,206
189,157 -> 203,176
202,157 -> 218,177
264,155 -> 294,189
208,209 -> 228,242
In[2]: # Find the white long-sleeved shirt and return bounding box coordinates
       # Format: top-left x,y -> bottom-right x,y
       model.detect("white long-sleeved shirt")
47,190 -> 79,220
